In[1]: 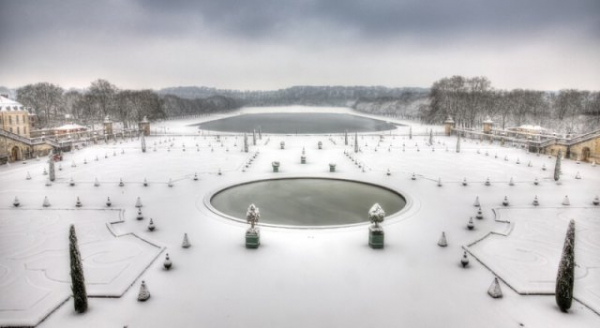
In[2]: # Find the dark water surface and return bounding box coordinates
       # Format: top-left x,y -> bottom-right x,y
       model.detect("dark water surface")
193,113 -> 398,134
211,179 -> 406,226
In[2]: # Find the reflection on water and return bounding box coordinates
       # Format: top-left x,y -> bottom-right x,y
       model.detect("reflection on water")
193,113 -> 398,134
211,179 -> 406,226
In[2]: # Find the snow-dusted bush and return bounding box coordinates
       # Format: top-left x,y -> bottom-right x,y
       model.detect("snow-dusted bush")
137,281 -> 150,302
182,233 -> 191,248
488,277 -> 503,298
437,232 -> 448,247
369,203 -> 386,227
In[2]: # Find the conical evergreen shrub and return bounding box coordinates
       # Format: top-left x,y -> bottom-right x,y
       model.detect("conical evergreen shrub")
555,219 -> 575,312
69,225 -> 88,313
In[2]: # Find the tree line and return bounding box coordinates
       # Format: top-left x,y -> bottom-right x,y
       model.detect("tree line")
15,79 -> 240,129
422,76 -> 600,133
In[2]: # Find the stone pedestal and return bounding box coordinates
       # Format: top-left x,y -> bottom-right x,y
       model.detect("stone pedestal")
369,226 -> 385,249
318,141 -> 322,149
329,163 -> 336,172
280,141 -> 285,149
245,228 -> 260,248
301,156 -> 306,164
272,161 -> 280,172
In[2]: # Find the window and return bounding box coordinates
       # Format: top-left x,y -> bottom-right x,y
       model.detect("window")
17,127 -> 20,134
8,116 -> 12,124
9,127 -> 13,133
16,115 -> 19,124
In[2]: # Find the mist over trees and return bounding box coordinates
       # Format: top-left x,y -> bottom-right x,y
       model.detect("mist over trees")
7,76 -> 598,134
422,76 -> 600,133
13,79 -> 240,129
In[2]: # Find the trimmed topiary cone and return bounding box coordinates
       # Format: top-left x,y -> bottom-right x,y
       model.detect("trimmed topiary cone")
137,281 -> 150,302
13,196 -> 20,207
43,196 -> 51,207
533,195 -> 539,206
135,197 -> 143,208
182,233 -> 191,248
562,195 -> 570,206
437,232 -> 448,247
502,196 -> 509,206
488,277 -> 503,298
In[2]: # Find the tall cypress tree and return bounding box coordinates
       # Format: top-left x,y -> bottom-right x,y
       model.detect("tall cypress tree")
556,219 -> 575,312
69,224 -> 88,313
554,150 -> 562,181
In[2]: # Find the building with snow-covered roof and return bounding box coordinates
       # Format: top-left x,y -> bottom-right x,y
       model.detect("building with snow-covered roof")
0,94 -> 31,138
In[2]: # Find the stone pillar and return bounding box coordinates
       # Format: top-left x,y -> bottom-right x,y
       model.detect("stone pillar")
252,129 -> 256,146
354,133 -> 359,153
103,115 -> 113,139
141,134 -> 147,153
483,116 -> 493,134
444,116 -> 455,136
138,116 -> 150,136
344,130 -> 348,145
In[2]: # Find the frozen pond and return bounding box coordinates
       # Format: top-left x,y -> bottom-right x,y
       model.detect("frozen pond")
193,113 -> 398,133
210,178 -> 406,226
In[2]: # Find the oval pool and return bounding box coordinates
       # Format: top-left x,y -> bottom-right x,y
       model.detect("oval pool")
193,113 -> 398,134
209,178 -> 406,227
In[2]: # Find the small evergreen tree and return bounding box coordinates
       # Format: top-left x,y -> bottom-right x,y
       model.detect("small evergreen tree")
456,136 -> 461,153
555,219 -> 575,312
69,225 -> 88,313
554,150 -> 562,182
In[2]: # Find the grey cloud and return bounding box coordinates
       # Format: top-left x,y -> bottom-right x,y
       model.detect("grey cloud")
2,0 -> 598,43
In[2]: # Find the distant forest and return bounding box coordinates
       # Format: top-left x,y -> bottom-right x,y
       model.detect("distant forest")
2,76 -> 598,133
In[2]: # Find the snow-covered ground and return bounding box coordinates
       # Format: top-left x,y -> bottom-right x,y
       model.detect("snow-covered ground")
0,106 -> 599,328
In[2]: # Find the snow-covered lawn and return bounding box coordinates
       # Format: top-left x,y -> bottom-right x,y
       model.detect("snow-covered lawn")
0,106 -> 598,327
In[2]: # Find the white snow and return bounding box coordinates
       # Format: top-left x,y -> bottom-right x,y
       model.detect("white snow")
0,105 -> 599,328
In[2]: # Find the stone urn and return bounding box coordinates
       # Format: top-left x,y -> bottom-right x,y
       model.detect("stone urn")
272,161 -> 280,172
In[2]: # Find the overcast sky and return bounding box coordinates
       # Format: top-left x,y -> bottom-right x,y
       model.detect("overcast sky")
0,0 -> 598,91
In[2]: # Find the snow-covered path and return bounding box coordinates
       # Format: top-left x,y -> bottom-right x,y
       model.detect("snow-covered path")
1,107 -> 599,328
